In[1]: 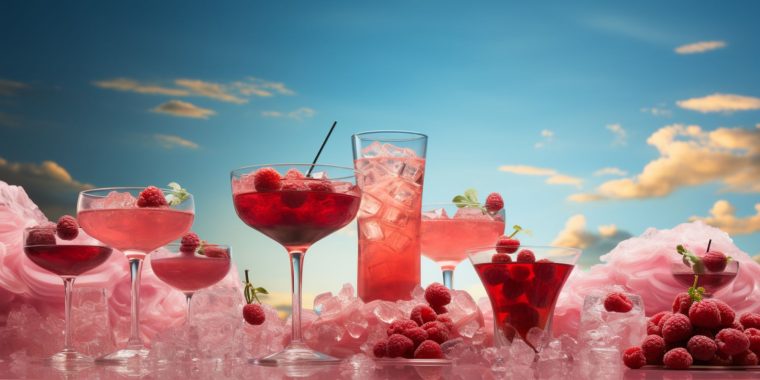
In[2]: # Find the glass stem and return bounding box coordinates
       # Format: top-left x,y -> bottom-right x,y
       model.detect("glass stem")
288,250 -> 305,344
62,276 -> 75,352
127,257 -> 144,347
185,293 -> 193,325
442,269 -> 454,289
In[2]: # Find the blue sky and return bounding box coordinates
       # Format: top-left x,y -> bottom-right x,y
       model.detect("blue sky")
2,1 -> 759,303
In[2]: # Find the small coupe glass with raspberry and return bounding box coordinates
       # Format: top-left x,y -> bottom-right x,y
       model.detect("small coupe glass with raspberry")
231,164 -> 361,366
671,242 -> 739,298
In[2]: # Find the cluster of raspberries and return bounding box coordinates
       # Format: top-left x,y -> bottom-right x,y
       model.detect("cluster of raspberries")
372,283 -> 455,359
623,293 -> 760,370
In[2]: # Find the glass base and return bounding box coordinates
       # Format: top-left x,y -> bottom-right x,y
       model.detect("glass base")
45,350 -> 94,371
255,343 -> 341,366
96,346 -> 149,364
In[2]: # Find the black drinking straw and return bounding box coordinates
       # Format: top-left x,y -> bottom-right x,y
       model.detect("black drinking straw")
306,121 -> 337,177
706,239 -> 712,253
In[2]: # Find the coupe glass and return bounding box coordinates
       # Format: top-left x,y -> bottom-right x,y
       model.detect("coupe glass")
421,203 -> 505,289
77,187 -> 194,362
670,261 -> 739,298
23,226 -> 113,368
468,246 -> 581,347
231,163 -> 361,365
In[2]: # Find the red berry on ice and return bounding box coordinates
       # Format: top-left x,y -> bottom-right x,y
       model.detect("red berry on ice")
495,236 -> 520,254
688,300 -> 721,329
424,283 -> 451,308
202,245 -> 228,258
604,292 -> 633,313
492,253 -> 512,263
435,315 -> 454,332
402,327 -> 429,348
663,348 -> 693,369
641,334 -> 666,364
387,319 -> 419,336
56,215 -> 79,240
307,180 -> 333,192
26,228 -> 56,246
672,292 -> 693,315
284,168 -> 305,179
422,324 -> 449,344
180,232 -> 200,253
716,328 -> 750,356
386,334 -> 414,358
253,167 -> 282,192
414,340 -> 444,359
516,249 -> 535,263
662,313 -> 693,343
243,303 -> 266,325
622,346 -> 647,369
740,313 -> 760,330
484,192 -> 504,213
702,250 -> 728,272
137,186 -> 168,208
372,340 -> 387,358
686,335 -> 717,361
410,305 -> 438,326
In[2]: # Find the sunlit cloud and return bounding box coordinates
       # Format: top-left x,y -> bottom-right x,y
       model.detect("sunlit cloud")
0,79 -> 28,96
689,200 -> 760,235
93,78 -> 189,96
153,134 -> 199,150
551,214 -> 632,266
235,77 -> 295,97
594,167 -> 628,177
152,100 -> 215,119
675,40 -> 726,55
535,129 -> 554,149
0,156 -> 92,218
677,93 -> 760,113
175,79 -> 246,104
261,107 -> 316,120
641,106 -> 672,117
570,124 -> 760,202
606,123 -> 627,146
498,165 -> 582,188
261,111 -> 283,118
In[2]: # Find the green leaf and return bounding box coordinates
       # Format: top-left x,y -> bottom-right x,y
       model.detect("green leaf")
452,195 -> 468,208
464,188 -> 479,203
166,182 -> 190,206
256,287 -> 269,295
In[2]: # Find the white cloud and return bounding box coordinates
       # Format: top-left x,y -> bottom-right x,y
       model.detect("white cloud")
153,134 -> 199,150
0,79 -> 28,96
0,157 -> 92,218
551,214 -> 632,266
498,165 -> 582,188
175,79 -> 246,104
152,100 -> 215,119
677,93 -> 760,113
93,78 -> 189,96
541,129 -> 554,138
641,106 -> 672,117
235,77 -> 295,97
689,200 -> 760,235
535,129 -> 555,149
675,40 -> 726,55
570,124 -> 760,202
594,167 -> 628,177
606,123 -> 627,146
261,107 -> 316,120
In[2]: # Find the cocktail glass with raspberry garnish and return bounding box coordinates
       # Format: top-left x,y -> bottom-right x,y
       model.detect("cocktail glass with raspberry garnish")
231,164 -> 361,366
152,243 -> 231,323
23,226 -> 113,368
421,203 -> 505,289
77,185 -> 194,363
468,246 -> 581,348
352,131 -> 427,302
671,243 -> 739,298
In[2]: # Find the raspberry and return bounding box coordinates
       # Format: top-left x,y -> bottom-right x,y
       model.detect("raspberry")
26,228 -> 56,246
482,266 -> 508,285
506,303 -> 539,333
686,335 -> 717,361
745,328 -> 760,355
432,304 -> 448,314
650,311 -> 670,326
180,232 -> 201,253
716,328 -> 750,355
641,334 -> 666,364
688,300 -> 721,329
662,313 -> 692,343
713,299 -> 736,328
402,327 -> 429,347
732,320 -> 745,331
509,265 -> 531,282
622,346 -> 646,369
414,340 -> 444,359
693,327 -> 716,340
740,313 -> 760,330
202,245 -> 228,258
307,180 -> 334,193
284,168 -> 305,179
55,215 -> 79,240
516,249 -> 535,263
709,350 -> 733,365
281,182 -> 308,208
672,292 -> 692,315
410,305 -> 437,326
604,292 -> 633,313
243,303 -> 266,325
492,253 -> 512,263
733,350 -> 759,366
372,340 -> 387,358
253,167 -> 282,192
702,250 -> 728,272
423,324 -> 449,344
647,321 -> 661,336
657,312 -> 675,330
387,319 -> 418,336
137,186 -> 168,207
534,259 -> 556,280
386,334 -> 414,358
495,236 -> 519,254
436,315 -> 454,332
424,283 -> 451,308
663,348 -> 693,369
484,192 -> 504,213
502,277 -> 526,299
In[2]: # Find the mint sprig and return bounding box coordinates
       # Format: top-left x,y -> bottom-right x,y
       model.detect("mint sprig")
452,188 -> 487,213
166,182 -> 190,206
677,245 -> 705,274
688,275 -> 705,302
243,269 -> 268,305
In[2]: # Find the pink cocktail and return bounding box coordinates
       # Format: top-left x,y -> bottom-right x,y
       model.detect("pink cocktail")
78,186 -> 194,363
23,227 -> 113,367
352,131 -> 427,302
231,164 -> 361,365
421,203 -> 505,288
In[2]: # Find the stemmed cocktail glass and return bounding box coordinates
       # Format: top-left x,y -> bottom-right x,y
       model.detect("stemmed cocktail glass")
421,203 -> 505,289
23,226 -> 113,368
77,187 -> 194,363
231,164 -> 361,365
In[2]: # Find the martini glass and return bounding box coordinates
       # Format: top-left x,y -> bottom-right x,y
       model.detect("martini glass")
231,163 -> 361,365
23,226 -> 113,368
421,204 -> 505,289
77,187 -> 195,363
468,246 -> 581,347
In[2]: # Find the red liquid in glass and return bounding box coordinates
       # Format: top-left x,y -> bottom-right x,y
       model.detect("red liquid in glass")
474,261 -> 573,340
672,272 -> 737,294
25,245 -> 113,277
233,190 -> 361,249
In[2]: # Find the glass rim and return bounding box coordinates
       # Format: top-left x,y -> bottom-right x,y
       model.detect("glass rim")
79,186 -> 186,196
466,245 -> 583,255
230,163 -> 360,179
352,130 -> 428,142
164,242 -> 231,249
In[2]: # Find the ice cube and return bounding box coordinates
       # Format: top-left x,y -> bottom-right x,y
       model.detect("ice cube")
382,143 -> 409,158
453,207 -> 491,220
360,141 -> 387,158
382,228 -> 412,252
359,193 -> 382,217
422,208 -> 449,220
370,301 -> 403,324
382,206 -> 409,227
359,220 -> 384,241
102,191 -> 137,208
390,182 -> 419,207
580,291 -> 646,350
399,162 -> 424,184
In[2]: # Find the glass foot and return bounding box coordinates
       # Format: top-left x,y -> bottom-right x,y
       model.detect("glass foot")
45,350 -> 94,371
256,343 -> 341,366
96,346 -> 149,364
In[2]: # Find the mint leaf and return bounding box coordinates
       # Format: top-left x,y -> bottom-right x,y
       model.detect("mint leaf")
166,182 -> 190,206
464,188 -> 479,204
